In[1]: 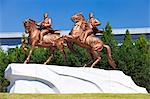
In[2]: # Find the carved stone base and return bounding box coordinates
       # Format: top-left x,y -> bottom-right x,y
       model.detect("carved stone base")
5,63 -> 147,93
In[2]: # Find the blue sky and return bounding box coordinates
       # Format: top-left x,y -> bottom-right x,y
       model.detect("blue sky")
0,0 -> 149,32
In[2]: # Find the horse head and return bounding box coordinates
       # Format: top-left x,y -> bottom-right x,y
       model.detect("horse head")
71,12 -> 85,22
23,19 -> 36,34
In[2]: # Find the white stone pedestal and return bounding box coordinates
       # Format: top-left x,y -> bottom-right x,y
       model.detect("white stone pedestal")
5,63 -> 147,93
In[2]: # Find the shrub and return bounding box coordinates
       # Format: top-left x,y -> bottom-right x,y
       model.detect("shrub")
0,48 -> 9,92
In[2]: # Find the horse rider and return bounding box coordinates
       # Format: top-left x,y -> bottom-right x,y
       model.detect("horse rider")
88,13 -> 103,34
36,12 -> 53,45
81,13 -> 102,43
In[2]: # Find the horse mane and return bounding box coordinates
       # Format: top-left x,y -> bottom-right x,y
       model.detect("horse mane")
28,19 -> 36,23
77,12 -> 85,20
80,14 -> 85,20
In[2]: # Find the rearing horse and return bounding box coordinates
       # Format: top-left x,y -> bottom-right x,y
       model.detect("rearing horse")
23,19 -> 67,64
64,13 -> 116,69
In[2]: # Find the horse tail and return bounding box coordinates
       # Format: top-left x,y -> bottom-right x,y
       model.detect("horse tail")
103,44 -> 116,69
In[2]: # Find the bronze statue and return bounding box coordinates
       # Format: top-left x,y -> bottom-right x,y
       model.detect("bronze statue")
81,13 -> 103,43
36,12 -> 54,45
23,12 -> 116,69
23,18 -> 67,64
64,13 -> 116,68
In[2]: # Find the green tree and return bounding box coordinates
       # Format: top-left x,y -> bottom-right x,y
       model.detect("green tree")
0,48 -> 9,92
133,35 -> 150,92
101,22 -> 118,47
118,30 -> 135,72
122,30 -> 133,48
7,46 -> 27,63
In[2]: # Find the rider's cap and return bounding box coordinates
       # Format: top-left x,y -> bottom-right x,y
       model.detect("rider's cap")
44,12 -> 48,17
89,13 -> 94,18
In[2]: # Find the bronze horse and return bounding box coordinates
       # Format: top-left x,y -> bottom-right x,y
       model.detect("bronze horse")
64,13 -> 116,69
23,19 -> 67,64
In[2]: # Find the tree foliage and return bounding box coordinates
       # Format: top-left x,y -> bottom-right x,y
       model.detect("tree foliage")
0,48 -> 9,92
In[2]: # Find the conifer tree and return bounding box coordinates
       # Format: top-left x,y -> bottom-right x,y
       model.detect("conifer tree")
101,22 -> 118,48
122,29 -> 133,48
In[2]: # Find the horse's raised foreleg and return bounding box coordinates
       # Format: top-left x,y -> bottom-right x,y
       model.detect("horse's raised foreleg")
24,41 -> 36,64
44,47 -> 55,65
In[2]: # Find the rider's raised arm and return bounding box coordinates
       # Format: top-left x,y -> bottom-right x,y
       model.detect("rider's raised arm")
36,21 -> 42,26
49,18 -> 52,26
94,19 -> 101,26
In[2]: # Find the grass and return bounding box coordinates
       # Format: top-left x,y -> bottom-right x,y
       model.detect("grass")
0,93 -> 149,99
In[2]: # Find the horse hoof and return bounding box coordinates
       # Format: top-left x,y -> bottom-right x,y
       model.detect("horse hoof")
38,43 -> 42,45
24,61 -> 27,64
83,64 -> 87,67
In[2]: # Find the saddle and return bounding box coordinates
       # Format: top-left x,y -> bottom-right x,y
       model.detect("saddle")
46,29 -> 61,35
53,30 -> 61,35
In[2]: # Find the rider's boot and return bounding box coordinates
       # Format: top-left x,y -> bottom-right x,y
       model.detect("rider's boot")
81,35 -> 86,44
38,40 -> 43,45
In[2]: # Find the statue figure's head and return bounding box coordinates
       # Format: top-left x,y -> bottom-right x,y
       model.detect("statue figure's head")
43,12 -> 48,19
89,13 -> 94,18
